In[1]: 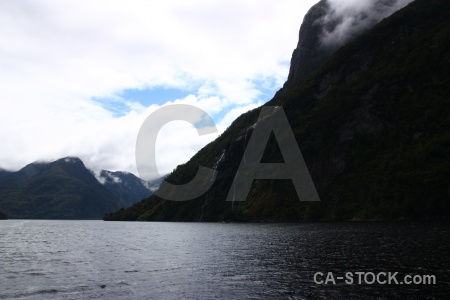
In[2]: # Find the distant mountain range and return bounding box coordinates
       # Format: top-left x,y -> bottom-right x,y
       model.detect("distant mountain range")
105,0 -> 450,222
0,157 -> 160,219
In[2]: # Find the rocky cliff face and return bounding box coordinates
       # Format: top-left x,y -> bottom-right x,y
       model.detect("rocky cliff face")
105,0 -> 449,222
285,0 -> 414,87
285,0 -> 331,86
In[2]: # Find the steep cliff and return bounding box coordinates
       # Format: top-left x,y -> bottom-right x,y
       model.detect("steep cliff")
285,0 -> 331,86
285,0 -> 414,86
105,0 -> 449,222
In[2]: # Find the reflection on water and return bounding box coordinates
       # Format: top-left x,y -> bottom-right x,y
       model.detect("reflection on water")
0,220 -> 449,299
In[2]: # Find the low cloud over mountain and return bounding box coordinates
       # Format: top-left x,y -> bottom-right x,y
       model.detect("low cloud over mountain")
321,0 -> 414,47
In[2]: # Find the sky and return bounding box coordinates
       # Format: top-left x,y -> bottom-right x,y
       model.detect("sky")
1,0 -> 413,180
0,0 -> 319,178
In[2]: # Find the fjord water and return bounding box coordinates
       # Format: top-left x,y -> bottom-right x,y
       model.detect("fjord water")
0,221 -> 448,299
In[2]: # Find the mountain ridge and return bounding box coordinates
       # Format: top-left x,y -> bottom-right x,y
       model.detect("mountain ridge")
104,0 -> 449,222
285,0 -> 414,87
0,157 -> 157,219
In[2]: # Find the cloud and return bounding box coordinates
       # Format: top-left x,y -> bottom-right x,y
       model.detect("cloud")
0,0 -> 319,177
320,0 -> 414,47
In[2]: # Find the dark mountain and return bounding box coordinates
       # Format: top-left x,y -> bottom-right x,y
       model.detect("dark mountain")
105,0 -> 449,222
0,157 -> 154,219
0,168 -> 11,180
285,0 -> 331,86
286,0 -> 414,87
98,170 -> 152,208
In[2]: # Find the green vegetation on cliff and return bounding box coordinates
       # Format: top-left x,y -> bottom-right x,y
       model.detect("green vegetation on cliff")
105,0 -> 450,222
0,158 -> 121,219
0,157 -> 153,219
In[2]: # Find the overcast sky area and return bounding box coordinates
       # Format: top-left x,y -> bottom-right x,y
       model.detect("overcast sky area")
0,0 -> 320,178
1,0 -> 413,180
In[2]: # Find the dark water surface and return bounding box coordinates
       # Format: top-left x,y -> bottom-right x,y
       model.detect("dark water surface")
0,220 -> 449,299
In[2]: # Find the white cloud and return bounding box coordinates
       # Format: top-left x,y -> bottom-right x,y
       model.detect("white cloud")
321,0 -> 414,47
0,0 -> 318,177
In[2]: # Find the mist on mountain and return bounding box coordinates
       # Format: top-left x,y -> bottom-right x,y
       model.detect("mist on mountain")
321,0 -> 414,47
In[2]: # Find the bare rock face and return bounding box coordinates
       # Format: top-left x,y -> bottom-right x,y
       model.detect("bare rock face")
285,0 -> 331,87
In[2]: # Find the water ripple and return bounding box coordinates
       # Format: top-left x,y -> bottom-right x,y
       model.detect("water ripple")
0,220 -> 449,299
